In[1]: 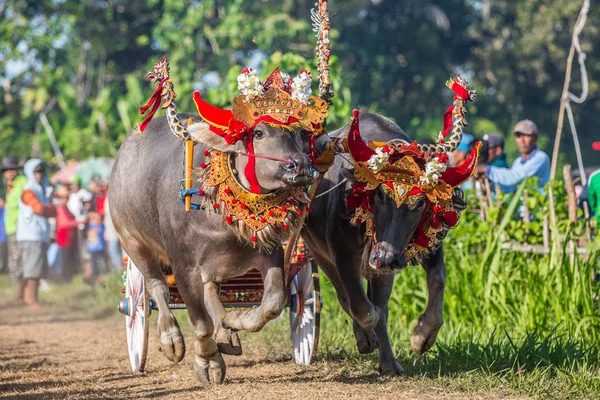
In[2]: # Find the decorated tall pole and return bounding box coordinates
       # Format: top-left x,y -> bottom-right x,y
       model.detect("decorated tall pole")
312,0 -> 334,104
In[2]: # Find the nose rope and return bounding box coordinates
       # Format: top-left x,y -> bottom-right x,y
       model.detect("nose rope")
235,151 -> 293,164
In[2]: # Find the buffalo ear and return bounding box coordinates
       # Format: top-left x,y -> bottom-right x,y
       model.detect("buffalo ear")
313,134 -> 332,158
188,122 -> 243,152
340,168 -> 357,184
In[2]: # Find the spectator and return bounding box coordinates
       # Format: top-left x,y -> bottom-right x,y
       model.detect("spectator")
588,142 -> 600,224
103,194 -> 122,271
482,133 -> 509,168
2,155 -> 27,305
95,181 -> 108,217
86,211 -> 106,287
477,119 -> 550,193
16,159 -> 56,309
55,185 -> 82,281
451,133 -> 475,167
0,198 -> 6,274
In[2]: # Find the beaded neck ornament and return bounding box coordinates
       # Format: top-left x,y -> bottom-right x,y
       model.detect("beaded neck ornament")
197,149 -> 311,251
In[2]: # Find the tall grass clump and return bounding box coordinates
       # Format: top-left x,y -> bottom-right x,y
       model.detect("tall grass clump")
318,179 -> 600,397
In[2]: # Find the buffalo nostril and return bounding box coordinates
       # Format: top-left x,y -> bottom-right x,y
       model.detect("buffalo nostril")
379,251 -> 399,266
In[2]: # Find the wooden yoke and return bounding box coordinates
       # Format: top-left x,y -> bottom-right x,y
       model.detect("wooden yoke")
184,138 -> 194,212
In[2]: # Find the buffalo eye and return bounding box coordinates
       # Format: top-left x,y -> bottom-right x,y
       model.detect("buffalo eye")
408,196 -> 426,210
253,130 -> 265,139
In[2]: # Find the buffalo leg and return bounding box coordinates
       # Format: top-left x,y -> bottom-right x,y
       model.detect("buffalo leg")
335,255 -> 379,330
411,246 -> 445,355
123,240 -> 185,363
222,265 -> 287,332
204,281 -> 242,355
176,277 -> 226,385
369,273 -> 404,375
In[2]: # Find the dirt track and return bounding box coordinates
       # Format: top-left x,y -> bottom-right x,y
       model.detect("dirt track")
0,306 -> 526,400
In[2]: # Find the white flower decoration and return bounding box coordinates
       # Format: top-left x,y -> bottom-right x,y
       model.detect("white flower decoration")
237,68 -> 263,100
420,157 -> 447,186
367,147 -> 390,172
291,70 -> 312,103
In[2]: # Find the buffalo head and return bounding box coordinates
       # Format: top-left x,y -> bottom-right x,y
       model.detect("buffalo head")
189,121 -> 315,193
343,109 -> 479,271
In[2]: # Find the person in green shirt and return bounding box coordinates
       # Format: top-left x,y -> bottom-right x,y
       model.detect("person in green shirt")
589,142 -> 600,224
482,133 -> 509,168
2,156 -> 27,304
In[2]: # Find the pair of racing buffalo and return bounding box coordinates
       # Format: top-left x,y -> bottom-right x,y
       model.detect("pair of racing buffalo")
109,108 -> 466,384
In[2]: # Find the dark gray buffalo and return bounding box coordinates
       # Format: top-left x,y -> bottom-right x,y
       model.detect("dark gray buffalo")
303,112 -> 467,375
109,113 -> 315,384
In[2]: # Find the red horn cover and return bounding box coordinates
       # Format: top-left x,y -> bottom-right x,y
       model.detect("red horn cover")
193,91 -> 250,144
347,110 -> 375,162
440,141 -> 481,187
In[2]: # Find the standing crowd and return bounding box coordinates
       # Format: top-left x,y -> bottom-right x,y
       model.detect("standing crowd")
0,156 -> 122,309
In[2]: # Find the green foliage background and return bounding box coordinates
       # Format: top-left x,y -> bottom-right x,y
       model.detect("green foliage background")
1,0 -> 598,170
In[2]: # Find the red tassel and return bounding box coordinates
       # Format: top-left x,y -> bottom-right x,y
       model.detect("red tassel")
200,162 -> 207,169
198,189 -> 205,196
306,207 -> 312,213
251,235 -> 257,243
224,188 -> 231,195
269,210 -> 275,217
296,209 -> 303,216
283,224 -> 290,230
241,203 -> 247,209
231,198 -> 237,204
203,149 -> 210,156
260,218 -> 266,223
225,216 -> 233,225
213,203 -> 220,209
281,206 -> 287,212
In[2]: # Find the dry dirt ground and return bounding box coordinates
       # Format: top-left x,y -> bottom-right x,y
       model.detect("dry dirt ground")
0,305 -> 527,400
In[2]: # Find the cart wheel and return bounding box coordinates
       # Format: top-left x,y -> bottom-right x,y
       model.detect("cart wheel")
290,261 -> 321,365
118,258 -> 150,373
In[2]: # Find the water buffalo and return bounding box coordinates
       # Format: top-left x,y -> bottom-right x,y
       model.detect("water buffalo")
303,111 -> 470,375
109,113 -> 316,384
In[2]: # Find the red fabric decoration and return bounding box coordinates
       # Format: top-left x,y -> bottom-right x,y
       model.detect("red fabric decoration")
347,109 -> 376,162
440,104 -> 454,138
440,75 -> 474,138
139,78 -> 167,132
440,142 -> 481,187
244,134 -> 261,194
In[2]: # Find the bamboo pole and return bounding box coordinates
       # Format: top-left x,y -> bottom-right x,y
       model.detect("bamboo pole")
564,165 -> 577,223
184,139 -> 194,212
548,1 -> 588,267
522,189 -> 530,225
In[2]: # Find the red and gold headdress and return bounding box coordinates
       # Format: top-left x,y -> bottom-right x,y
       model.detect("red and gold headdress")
346,76 -> 481,266
193,67 -> 329,145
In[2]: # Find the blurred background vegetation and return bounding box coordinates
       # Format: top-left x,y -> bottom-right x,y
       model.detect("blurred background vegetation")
0,0 -> 598,170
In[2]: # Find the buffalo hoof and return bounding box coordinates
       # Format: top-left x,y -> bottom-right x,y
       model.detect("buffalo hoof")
353,324 -> 379,354
194,353 -> 226,385
379,359 -> 405,376
158,317 -> 186,363
216,328 -> 242,356
410,314 -> 443,355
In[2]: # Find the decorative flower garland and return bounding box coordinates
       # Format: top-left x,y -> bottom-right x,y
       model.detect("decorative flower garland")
196,149 -> 311,251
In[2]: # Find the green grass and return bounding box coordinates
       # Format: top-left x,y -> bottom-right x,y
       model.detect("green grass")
1,227 -> 599,399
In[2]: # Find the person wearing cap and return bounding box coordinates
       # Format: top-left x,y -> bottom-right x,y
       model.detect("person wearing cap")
588,142 -> 600,224
2,155 -> 27,304
478,119 -> 550,194
16,159 -> 56,309
482,133 -> 509,168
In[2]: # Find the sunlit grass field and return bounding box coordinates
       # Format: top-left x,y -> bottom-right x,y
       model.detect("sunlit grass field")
2,234 -> 599,400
